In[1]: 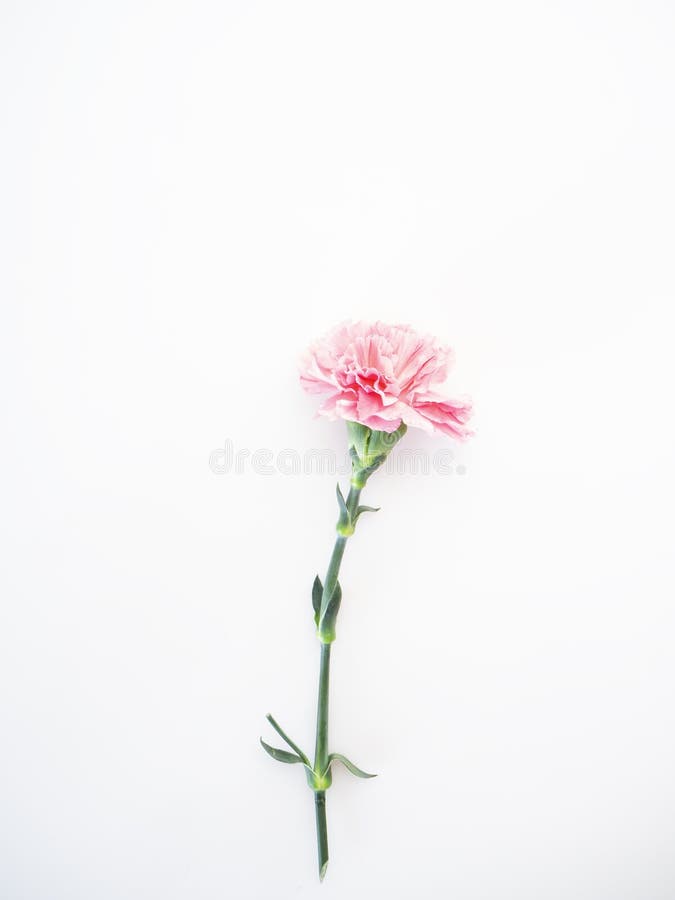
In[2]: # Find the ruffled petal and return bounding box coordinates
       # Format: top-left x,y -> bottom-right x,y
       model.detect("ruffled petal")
300,320 -> 472,439
411,392 -> 474,439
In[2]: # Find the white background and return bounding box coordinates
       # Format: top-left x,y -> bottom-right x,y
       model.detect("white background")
1,2 -> 674,898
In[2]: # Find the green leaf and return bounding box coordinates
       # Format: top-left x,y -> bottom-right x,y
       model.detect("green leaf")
328,579 -> 342,610
259,738 -> 305,765
335,482 -> 352,533
327,752 -> 377,779
353,504 -> 380,524
265,714 -> 310,765
318,580 -> 342,642
312,575 -> 323,626
336,482 -> 348,515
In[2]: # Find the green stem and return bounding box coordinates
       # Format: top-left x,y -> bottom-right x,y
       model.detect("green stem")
314,790 -> 329,881
314,642 -> 332,776
312,483 -> 362,881
313,641 -> 331,881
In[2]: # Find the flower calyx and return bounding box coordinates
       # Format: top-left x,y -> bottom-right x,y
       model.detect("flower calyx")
346,421 -> 407,487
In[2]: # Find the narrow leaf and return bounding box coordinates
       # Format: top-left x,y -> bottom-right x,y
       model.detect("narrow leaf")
329,580 -> 342,610
312,575 -> 323,625
353,504 -> 380,524
335,482 -> 352,534
259,738 -> 304,765
335,482 -> 349,517
318,580 -> 342,642
318,581 -> 342,643
265,714 -> 310,764
327,752 -> 377,778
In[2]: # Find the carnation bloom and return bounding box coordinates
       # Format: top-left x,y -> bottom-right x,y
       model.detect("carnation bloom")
300,320 -> 473,438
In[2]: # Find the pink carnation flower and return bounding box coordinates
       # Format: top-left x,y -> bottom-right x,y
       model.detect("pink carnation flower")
300,320 -> 473,438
